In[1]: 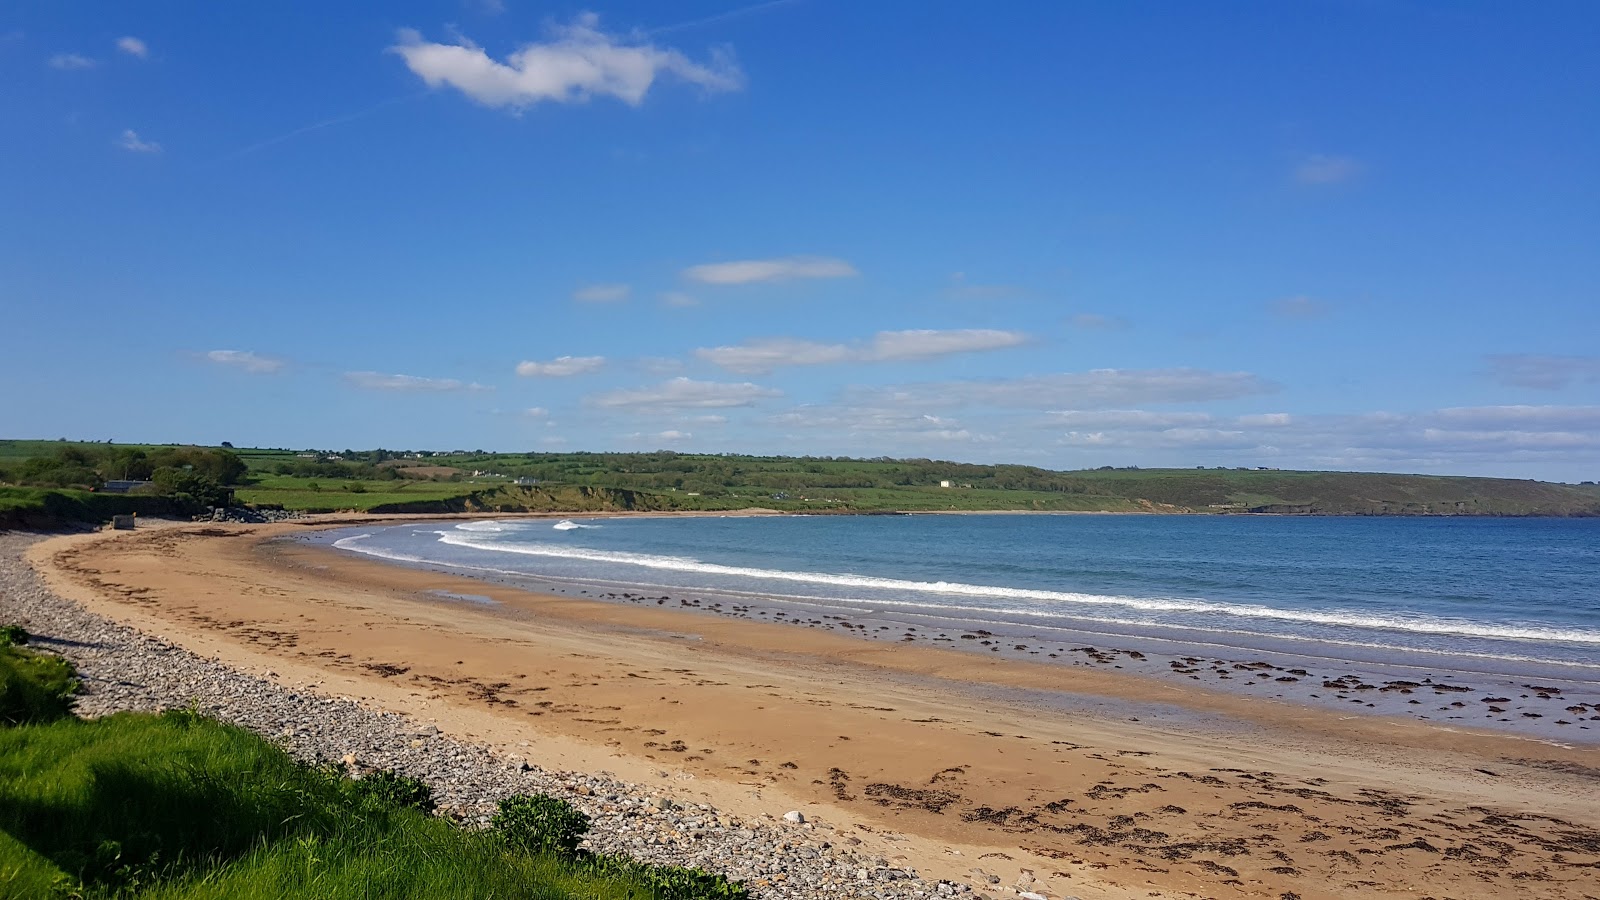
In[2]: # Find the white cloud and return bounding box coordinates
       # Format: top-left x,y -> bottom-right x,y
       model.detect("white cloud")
850,368 -> 1277,411
1050,409 -> 1213,429
590,377 -> 780,409
1237,412 -> 1293,426
637,356 -> 685,375
660,290 -> 700,308
204,350 -> 285,374
117,129 -> 161,153
697,338 -> 850,373
515,355 -> 606,377
49,52 -> 95,70
1270,295 -> 1330,319
697,328 -> 1028,374
573,283 -> 630,302
389,14 -> 742,110
344,371 -> 489,392
523,407 -> 550,418
873,329 -> 1027,361
657,430 -> 691,442
1432,405 -> 1600,430
1068,313 -> 1128,330
116,36 -> 148,59
770,405 -> 997,445
682,255 -> 857,285
1295,154 -> 1362,185
1486,354 -> 1600,390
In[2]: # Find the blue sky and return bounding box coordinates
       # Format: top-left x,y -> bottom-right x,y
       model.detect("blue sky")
3,1 -> 1597,480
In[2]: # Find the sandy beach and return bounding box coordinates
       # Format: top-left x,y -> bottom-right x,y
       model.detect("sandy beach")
29,518 -> 1600,900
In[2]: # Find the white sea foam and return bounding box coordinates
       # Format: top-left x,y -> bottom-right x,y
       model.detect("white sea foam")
454,520 -> 521,533
431,530 -> 1600,646
552,520 -> 601,531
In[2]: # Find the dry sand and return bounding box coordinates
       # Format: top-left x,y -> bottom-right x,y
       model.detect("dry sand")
30,519 -> 1600,900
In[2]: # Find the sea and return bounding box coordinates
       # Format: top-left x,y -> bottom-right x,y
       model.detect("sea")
313,514 -> 1600,737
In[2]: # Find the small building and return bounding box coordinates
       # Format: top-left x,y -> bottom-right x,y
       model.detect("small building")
101,480 -> 153,494
939,480 -> 953,488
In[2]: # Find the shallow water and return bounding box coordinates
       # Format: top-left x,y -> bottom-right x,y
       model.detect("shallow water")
313,514 -> 1600,741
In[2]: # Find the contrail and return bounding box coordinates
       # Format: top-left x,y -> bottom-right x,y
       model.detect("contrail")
649,0 -> 801,36
221,92 -> 424,161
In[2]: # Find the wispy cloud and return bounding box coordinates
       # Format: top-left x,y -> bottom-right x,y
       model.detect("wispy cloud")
945,272 -> 1026,301
223,94 -> 422,160
204,350 -> 285,374
698,329 -> 1027,375
515,355 -> 606,377
1434,404 -> 1600,430
116,36 -> 148,59
683,255 -> 857,285
390,14 -> 743,110
1067,312 -> 1128,330
1486,354 -> 1600,390
344,371 -> 489,392
1295,154 -> 1362,185
49,52 -> 96,70
1270,295 -> 1330,320
523,406 -> 549,418
660,290 -> 700,308
572,283 -> 630,302
590,377 -> 780,409
651,0 -> 800,36
117,129 -> 161,153
771,406 -> 996,445
637,356 -> 685,375
849,368 -> 1277,411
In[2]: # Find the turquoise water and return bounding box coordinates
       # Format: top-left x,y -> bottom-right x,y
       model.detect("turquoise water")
320,515 -> 1600,676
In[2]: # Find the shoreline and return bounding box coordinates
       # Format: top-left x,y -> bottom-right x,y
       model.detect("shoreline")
318,517 -> 1600,745
23,518 -> 1600,899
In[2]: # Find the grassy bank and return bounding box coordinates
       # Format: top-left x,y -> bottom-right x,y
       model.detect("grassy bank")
0,488 -> 183,532
0,640 -> 745,900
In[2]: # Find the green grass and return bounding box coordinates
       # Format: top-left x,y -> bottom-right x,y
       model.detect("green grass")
0,711 -> 740,900
0,644 -> 78,727
0,640 -> 745,900
234,475 -> 477,512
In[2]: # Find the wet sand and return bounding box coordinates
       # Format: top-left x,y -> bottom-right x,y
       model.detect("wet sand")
32,519 -> 1600,900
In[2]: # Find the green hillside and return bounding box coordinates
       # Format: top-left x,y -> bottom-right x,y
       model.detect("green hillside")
3,441 -> 1598,521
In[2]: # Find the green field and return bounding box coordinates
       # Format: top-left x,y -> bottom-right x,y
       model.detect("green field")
4,439 -> 1598,521
234,474 -> 487,512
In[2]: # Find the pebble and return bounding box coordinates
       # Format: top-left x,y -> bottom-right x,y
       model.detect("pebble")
0,531 -> 953,899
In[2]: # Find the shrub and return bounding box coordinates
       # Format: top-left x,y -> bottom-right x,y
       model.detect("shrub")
584,855 -> 751,900
0,645 -> 78,725
493,794 -> 590,857
350,769 -> 435,813
0,625 -> 28,646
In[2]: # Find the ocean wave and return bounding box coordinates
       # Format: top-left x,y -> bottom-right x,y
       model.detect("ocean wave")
552,520 -> 601,531
453,520 -> 523,533
432,531 -> 1600,646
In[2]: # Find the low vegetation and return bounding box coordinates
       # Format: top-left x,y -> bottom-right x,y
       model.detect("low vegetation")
4,440 -> 1598,523
0,635 -> 744,899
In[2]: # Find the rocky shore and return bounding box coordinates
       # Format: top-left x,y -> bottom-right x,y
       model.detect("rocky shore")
0,531 -> 992,900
